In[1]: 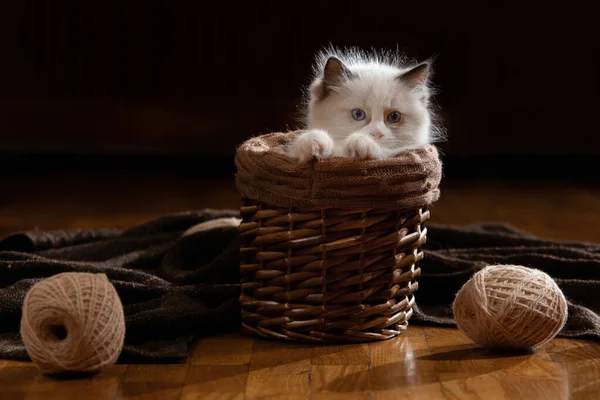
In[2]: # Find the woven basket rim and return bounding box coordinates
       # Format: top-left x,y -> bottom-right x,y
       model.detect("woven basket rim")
235,130 -> 442,210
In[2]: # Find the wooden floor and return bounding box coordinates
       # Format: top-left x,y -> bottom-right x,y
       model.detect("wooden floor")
2,327 -> 598,400
1,162 -> 599,399
1,171 -> 599,243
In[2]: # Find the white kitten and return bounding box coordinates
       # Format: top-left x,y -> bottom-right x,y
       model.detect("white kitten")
287,47 -> 443,162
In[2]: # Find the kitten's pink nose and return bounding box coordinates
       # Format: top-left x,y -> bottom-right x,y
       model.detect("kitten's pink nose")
370,131 -> 384,139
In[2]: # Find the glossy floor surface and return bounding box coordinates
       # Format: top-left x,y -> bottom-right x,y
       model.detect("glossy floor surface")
2,326 -> 598,400
0,161 -> 598,399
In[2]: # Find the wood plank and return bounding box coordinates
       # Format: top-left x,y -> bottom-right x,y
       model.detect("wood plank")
311,364 -> 370,394
0,359 -> 32,367
249,339 -> 312,375
374,391 -> 445,400
191,334 -> 254,366
247,397 -> 308,400
312,343 -> 370,365
429,179 -> 600,243
370,327 -> 446,400
245,372 -> 310,400
181,365 -> 248,399
0,173 -> 241,236
546,338 -> 600,400
312,393 -> 372,400
245,337 -> 312,399
425,327 -> 567,400
181,394 -> 244,400
0,361 -> 58,400
121,364 -> 189,400
370,327 -> 431,366
123,364 -> 190,383
0,361 -> 127,400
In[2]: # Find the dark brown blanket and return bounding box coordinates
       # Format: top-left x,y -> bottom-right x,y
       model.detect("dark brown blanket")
1,210 -> 598,364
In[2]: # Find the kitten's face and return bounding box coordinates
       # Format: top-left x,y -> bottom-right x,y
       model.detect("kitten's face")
306,56 -> 432,152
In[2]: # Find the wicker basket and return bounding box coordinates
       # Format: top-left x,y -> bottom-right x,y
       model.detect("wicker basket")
235,131 -> 441,343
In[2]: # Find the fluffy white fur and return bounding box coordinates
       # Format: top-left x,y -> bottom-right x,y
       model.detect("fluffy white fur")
287,47 -> 443,162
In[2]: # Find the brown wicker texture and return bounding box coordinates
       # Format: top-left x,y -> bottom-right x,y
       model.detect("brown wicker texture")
235,131 -> 441,343
238,201 -> 429,343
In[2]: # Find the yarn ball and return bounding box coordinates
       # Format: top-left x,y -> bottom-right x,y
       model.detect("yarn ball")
453,265 -> 568,350
20,272 -> 126,375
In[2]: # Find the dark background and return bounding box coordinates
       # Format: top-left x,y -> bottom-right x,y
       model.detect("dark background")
0,1 -> 598,177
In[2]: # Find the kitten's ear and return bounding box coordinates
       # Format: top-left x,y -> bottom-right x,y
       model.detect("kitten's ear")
397,62 -> 430,88
323,56 -> 352,88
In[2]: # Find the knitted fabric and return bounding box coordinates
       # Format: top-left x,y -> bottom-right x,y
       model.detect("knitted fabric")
234,131 -> 442,209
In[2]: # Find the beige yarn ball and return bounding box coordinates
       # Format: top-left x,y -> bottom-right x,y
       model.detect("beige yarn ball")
20,272 -> 126,374
453,265 -> 568,350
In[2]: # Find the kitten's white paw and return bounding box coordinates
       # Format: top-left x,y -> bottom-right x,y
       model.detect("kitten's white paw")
343,133 -> 384,159
288,129 -> 334,163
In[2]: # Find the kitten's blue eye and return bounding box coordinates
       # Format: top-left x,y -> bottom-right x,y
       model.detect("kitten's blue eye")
387,111 -> 402,123
351,109 -> 366,121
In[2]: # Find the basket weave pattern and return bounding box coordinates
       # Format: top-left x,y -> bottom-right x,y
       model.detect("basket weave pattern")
235,131 -> 441,343
239,200 -> 429,343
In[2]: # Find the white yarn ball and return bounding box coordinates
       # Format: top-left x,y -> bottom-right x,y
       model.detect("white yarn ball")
20,272 -> 126,374
453,265 -> 568,350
